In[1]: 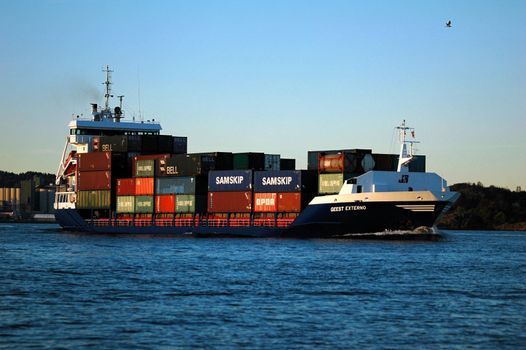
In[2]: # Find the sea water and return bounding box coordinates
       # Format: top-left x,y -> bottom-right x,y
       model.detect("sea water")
1,224 -> 525,349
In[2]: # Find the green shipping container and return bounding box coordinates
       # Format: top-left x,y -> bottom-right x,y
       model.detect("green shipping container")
116,196 -> 135,213
318,173 -> 344,194
135,196 -> 154,213
175,194 -> 207,213
175,194 -> 195,213
76,190 -> 111,209
135,160 -> 155,177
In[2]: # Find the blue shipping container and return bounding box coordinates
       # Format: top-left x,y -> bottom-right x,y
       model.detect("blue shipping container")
208,170 -> 253,192
254,170 -> 302,192
156,176 -> 206,195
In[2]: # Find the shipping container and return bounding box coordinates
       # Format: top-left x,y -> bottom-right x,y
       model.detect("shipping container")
135,135 -> 172,154
135,159 -> 155,177
76,190 -> 111,209
175,194 -> 207,213
101,135 -> 128,153
208,170 -> 253,192
155,194 -> 175,213
277,192 -> 302,212
233,152 -> 265,170
158,135 -> 175,153
253,170 -> 317,193
135,177 -> 154,195
264,154 -> 281,171
77,152 -> 128,172
371,154 -> 426,172
189,152 -> 234,170
116,195 -> 135,213
135,196 -> 154,213
372,153 -> 398,171
117,178 -> 136,196
280,158 -> 296,170
155,176 -> 207,195
77,170 -> 111,191
318,173 -> 346,194
140,135 -> 159,153
402,155 -> 426,172
208,191 -> 252,213
156,154 -> 226,177
173,136 -> 188,154
132,154 -> 170,177
308,149 -> 372,173
254,193 -> 278,212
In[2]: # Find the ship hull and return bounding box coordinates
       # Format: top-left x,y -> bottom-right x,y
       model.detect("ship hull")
54,199 -> 451,239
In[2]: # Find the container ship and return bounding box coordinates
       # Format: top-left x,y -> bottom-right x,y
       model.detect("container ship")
54,67 -> 459,238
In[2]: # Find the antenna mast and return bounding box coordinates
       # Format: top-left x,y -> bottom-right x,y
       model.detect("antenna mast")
103,65 -> 113,111
396,120 -> 419,172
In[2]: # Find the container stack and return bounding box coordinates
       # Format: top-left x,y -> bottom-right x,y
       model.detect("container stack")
207,170 -> 253,213
253,170 -> 317,214
115,154 -> 164,219
155,173 -> 207,215
92,135 -> 187,155
308,149 -> 372,194
76,152 -> 129,210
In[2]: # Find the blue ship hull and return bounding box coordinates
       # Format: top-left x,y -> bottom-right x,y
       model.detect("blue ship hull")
55,199 -> 449,239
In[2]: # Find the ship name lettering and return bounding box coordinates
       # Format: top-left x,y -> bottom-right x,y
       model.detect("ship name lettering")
216,176 -> 244,185
345,205 -> 366,211
331,205 -> 366,212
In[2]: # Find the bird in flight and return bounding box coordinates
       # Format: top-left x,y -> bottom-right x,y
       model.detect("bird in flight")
446,20 -> 452,28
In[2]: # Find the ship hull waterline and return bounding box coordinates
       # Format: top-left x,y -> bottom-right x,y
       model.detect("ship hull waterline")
55,200 -> 450,239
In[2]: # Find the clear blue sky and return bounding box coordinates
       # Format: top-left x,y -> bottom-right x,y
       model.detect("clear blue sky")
1,0 -> 525,189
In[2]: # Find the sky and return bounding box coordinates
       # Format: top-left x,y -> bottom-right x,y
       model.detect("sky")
0,0 -> 525,190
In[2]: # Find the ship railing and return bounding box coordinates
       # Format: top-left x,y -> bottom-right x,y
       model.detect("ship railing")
276,218 -> 296,228
88,215 -> 297,229
229,218 -> 251,227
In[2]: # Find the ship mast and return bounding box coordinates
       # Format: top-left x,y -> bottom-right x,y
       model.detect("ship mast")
396,120 -> 419,172
103,65 -> 113,112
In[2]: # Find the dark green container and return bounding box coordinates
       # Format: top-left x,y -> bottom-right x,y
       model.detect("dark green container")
135,196 -> 154,213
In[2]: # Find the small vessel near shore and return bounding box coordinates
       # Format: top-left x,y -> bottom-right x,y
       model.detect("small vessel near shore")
54,67 -> 459,238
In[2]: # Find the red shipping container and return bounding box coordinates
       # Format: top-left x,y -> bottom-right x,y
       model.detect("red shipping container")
277,192 -> 302,212
77,170 -> 111,190
318,154 -> 344,173
135,177 -> 154,195
132,154 -> 170,177
208,191 -> 252,213
156,194 -> 176,213
254,193 -> 278,212
117,178 -> 136,196
78,152 -> 113,172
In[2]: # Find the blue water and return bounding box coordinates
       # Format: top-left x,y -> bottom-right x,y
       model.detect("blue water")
1,224 -> 525,349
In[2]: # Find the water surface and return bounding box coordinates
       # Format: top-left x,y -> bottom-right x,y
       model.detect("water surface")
1,224 -> 525,349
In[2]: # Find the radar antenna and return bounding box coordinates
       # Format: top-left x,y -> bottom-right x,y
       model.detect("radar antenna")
117,95 -> 124,108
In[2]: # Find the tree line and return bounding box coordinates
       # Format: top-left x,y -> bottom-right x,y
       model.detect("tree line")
438,183 -> 526,231
0,171 -> 55,188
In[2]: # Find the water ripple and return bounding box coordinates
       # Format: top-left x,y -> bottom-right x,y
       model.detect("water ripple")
1,224 -> 525,349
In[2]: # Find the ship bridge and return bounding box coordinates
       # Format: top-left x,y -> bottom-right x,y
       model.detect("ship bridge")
68,119 -> 162,145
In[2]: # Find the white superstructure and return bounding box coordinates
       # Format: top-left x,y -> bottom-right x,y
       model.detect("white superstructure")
54,66 -> 162,210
